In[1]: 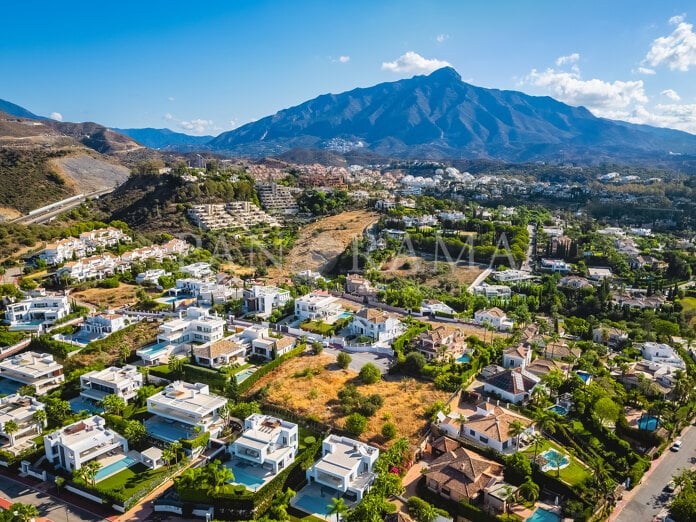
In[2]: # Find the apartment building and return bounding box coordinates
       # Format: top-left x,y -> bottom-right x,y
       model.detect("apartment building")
0,352 -> 64,395
256,183 -> 300,215
187,202 -> 280,231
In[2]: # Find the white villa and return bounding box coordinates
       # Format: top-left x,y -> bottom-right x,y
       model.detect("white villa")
193,339 -> 246,369
4,295 -> 70,331
420,300 -> 456,317
472,283 -> 512,299
229,414 -> 299,475
0,394 -> 46,454
44,415 -> 128,473
294,291 -> 343,322
80,365 -> 143,404
136,269 -> 170,285
641,342 -> 685,369
305,435 -> 379,502
483,367 -> 541,404
473,308 -> 513,332
0,352 -> 64,395
137,307 -> 225,365
57,253 -> 122,282
502,345 -> 532,369
179,262 -> 214,279
349,308 -> 404,343
146,381 -> 227,441
437,403 -> 535,453
81,313 -> 128,337
243,285 -> 291,317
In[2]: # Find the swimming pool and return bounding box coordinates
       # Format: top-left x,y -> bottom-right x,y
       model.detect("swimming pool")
455,354 -> 471,364
0,378 -> 21,396
576,370 -> 592,384
235,368 -> 256,383
526,507 -> 560,522
138,342 -> 171,357
638,415 -> 659,431
225,461 -> 266,490
294,493 -> 332,516
547,405 -> 568,416
95,456 -> 136,481
69,397 -> 104,414
336,312 -> 353,320
539,449 -> 569,472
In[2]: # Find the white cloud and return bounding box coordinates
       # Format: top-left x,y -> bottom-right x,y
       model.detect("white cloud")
167,96 -> 175,102
50,112 -> 63,122
381,51 -> 451,74
645,16 -> 696,71
608,103 -> 696,134
523,67 -> 647,112
178,119 -> 215,134
555,53 -> 580,66
436,34 -> 449,43
661,88 -> 681,101
338,55 -> 350,63
637,66 -> 656,75
163,113 -> 174,121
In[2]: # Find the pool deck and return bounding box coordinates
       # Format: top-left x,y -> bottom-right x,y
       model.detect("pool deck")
224,458 -> 276,492
94,450 -> 140,483
291,483 -> 357,521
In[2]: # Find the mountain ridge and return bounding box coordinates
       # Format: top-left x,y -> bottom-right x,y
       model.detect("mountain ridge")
113,127 -> 213,150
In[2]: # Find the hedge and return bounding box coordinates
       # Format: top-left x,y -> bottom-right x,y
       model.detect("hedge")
239,346 -> 305,396
181,431 -> 210,450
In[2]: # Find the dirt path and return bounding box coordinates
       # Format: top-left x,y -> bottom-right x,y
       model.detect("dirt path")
268,209 -> 379,278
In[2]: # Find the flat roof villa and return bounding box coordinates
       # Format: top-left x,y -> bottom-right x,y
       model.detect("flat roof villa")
227,414 -> 298,489
0,352 -> 64,395
4,295 -> 70,332
44,415 -> 128,472
146,381 -> 227,442
137,307 -> 225,365
80,365 -> 143,404
0,394 -> 46,455
304,435 -> 379,502
294,291 -> 343,322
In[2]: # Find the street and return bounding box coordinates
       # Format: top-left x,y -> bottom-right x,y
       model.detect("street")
613,425 -> 696,522
322,345 -> 392,373
0,475 -> 103,522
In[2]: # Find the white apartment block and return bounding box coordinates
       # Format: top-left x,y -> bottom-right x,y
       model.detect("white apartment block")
78,227 -> 131,249
4,295 -> 70,331
229,414 -> 299,475
80,365 -> 143,404
44,415 -> 128,473
146,381 -> 227,441
0,352 -> 64,395
244,285 -> 291,317
40,238 -> 87,265
0,394 -> 46,453
294,291 -> 343,321
256,183 -> 300,215
187,202 -> 280,231
305,435 -> 379,502
56,253 -> 122,282
137,307 -> 225,365
172,278 -> 238,305
472,283 -> 512,299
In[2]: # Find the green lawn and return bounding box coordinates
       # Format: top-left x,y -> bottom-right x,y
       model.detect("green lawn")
300,320 -> 335,336
97,463 -> 170,498
523,439 -> 590,486
682,296 -> 696,327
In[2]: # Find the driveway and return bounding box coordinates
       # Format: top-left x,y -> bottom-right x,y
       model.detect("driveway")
322,346 -> 393,373
0,475 -> 102,522
612,425 -> 696,522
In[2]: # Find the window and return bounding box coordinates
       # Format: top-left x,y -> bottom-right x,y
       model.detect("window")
479,436 -> 488,444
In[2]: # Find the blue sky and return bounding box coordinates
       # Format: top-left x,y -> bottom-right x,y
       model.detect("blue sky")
2,1 -> 696,135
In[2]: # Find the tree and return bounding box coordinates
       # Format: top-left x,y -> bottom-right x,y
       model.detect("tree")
45,397 -> 71,424
593,397 -> 620,426
101,395 -> 126,416
119,343 -> 131,364
162,447 -> 176,468
136,385 -> 158,406
123,419 -> 147,446
530,433 -> 545,460
168,354 -> 185,378
337,352 -> 352,369
202,460 -> 234,497
381,422 -> 397,441
11,503 -> 40,522
407,496 -> 448,522
507,419 -> 526,449
345,413 -> 368,436
81,460 -> 102,485
55,476 -> 65,497
670,479 -> 696,522
505,452 -> 532,484
535,412 -> 559,435
33,409 -> 46,432
359,363 -> 381,384
518,476 -> 540,502
403,351 -> 426,376
169,441 -> 183,465
311,341 -> 324,355
3,420 -> 19,445
327,497 -> 349,522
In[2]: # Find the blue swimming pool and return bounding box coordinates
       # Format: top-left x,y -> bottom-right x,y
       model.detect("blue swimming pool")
69,397 -> 104,414
638,415 -> 659,431
294,493 -> 333,516
547,405 -> 568,416
235,368 -> 256,383
95,456 -> 136,481
226,461 -> 266,490
526,507 -> 560,522
576,370 -> 592,384
337,312 -> 353,320
539,449 -> 569,472
0,378 -> 21,396
138,342 -> 171,357
455,354 -> 471,364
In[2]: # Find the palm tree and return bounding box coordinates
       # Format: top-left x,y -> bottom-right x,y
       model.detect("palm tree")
162,447 -> 176,469
12,503 -> 40,522
518,477 -> 540,502
169,441 -> 182,465
203,460 -> 234,497
55,476 -> 65,497
174,467 -> 200,493
530,433 -> 545,460
3,420 -> 19,445
81,460 -> 102,485
508,420 -> 526,449
501,484 -> 516,514
535,412 -> 558,436
168,354 -> 185,379
327,497 -> 349,522
33,409 -> 46,433
100,395 -> 126,416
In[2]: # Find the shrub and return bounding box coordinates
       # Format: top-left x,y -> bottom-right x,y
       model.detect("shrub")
359,363 -> 381,384
403,351 -> 426,375
345,413 -> 368,436
311,341 -> 323,355
381,422 -> 397,441
337,352 -> 352,369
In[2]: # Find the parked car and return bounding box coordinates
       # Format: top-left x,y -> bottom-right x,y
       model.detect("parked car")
671,440 -> 682,452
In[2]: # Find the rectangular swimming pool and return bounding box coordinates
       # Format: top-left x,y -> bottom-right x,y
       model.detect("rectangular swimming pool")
294,494 -> 332,516
526,507 -> 560,522
235,368 -> 256,383
95,456 -> 136,481
226,461 -> 266,490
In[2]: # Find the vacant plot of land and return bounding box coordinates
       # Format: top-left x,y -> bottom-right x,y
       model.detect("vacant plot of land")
270,210 -> 379,277
72,283 -> 140,308
380,255 -> 485,287
249,353 -> 450,445
682,296 -> 696,328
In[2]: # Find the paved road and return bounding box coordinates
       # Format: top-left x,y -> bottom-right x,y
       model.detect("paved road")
521,223 -> 536,272
322,345 -> 393,373
613,425 -> 696,522
0,475 -> 102,522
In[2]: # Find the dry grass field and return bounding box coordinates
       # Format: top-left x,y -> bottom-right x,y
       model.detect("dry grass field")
72,283 -> 140,308
380,255 -> 485,287
249,353 -> 450,446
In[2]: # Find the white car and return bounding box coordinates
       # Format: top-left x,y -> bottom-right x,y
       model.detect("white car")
671,440 -> 682,451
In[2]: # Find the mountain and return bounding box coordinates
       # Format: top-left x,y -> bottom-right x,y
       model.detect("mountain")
113,127 -> 213,150
0,98 -> 47,120
208,67 -> 696,163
